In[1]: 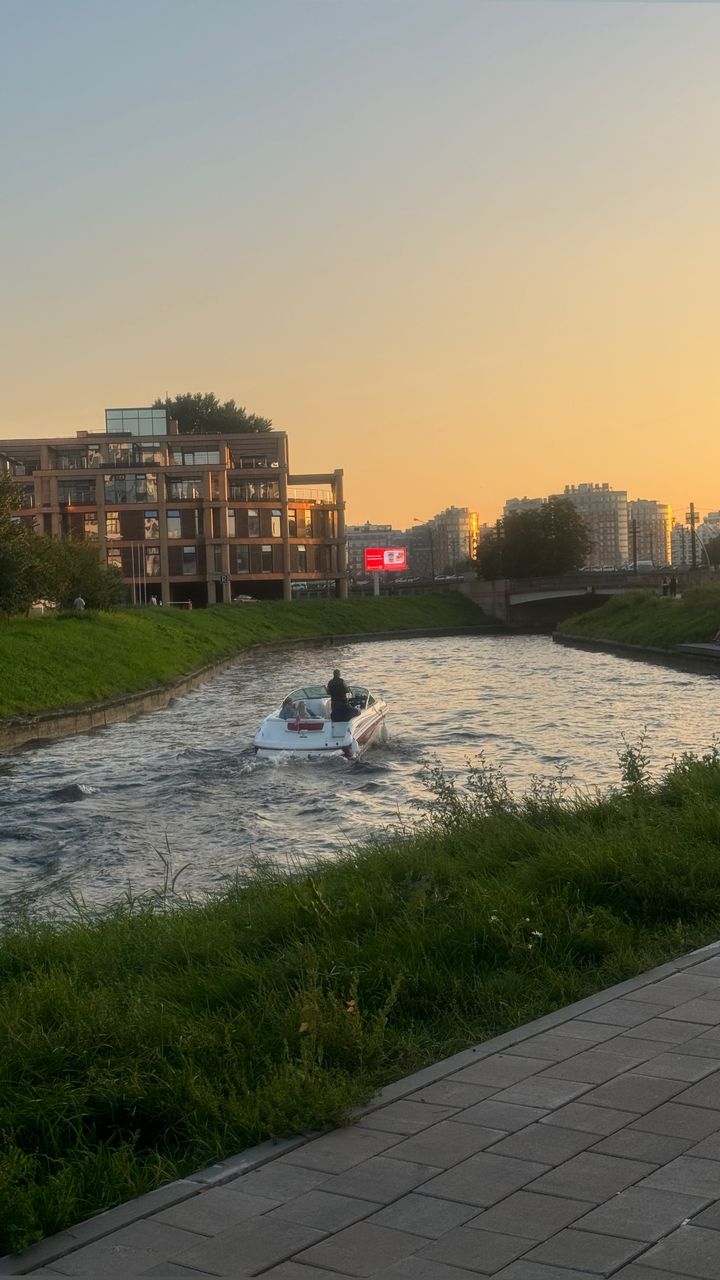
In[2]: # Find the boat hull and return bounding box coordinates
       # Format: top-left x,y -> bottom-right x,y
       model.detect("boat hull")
254,706 -> 386,760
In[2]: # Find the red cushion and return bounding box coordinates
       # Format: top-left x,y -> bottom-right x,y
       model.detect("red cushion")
287,720 -> 324,731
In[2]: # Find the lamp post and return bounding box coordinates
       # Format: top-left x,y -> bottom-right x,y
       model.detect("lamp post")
413,518 -> 435,582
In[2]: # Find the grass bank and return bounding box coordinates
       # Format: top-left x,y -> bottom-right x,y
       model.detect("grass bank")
0,594 -> 487,718
4,746 -> 720,1253
557,584 -> 720,648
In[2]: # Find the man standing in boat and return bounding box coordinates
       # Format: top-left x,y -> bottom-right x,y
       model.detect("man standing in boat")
327,669 -> 357,721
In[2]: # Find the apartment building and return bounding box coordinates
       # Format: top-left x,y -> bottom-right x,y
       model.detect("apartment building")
627,499 -> 672,567
554,483 -> 629,569
2,408 -> 347,605
405,506 -> 479,578
346,522 -> 405,581
503,496 -> 546,518
431,506 -> 479,573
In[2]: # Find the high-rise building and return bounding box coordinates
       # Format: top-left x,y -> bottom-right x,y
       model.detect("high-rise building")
1,409 -> 347,605
627,499 -> 672,567
554,483 -> 629,569
503,496 -> 546,518
346,522 -> 405,581
431,506 -> 479,573
405,507 -> 479,578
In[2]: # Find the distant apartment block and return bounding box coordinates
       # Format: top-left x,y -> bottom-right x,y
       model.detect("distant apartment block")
406,506 -> 479,578
2,408 -> 347,605
346,523 -> 404,581
628,499 -> 672,567
503,496 -> 546,518
431,506 -> 479,573
553,483 -> 629,569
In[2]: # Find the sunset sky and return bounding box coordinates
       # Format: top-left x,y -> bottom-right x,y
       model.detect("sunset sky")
2,0 -> 719,529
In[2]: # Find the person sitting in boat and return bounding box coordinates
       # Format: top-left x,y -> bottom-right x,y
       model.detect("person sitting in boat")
279,697 -> 297,720
326,669 -> 359,721
295,700 -> 318,719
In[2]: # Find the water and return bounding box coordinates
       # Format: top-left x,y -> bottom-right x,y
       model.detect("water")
1,635 -> 718,920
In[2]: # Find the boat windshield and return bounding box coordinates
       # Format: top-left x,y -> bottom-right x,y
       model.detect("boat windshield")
289,685 -> 327,702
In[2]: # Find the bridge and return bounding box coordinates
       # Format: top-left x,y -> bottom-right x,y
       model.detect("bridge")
462,568 -> 717,627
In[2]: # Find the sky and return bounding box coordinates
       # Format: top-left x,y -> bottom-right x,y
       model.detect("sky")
1,0 -> 719,529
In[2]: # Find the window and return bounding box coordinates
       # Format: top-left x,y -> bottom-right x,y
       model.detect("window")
145,546 -> 161,577
103,473 -> 157,503
144,511 -> 159,540
271,509 -> 282,538
170,449 -> 220,466
83,513 -> 98,539
167,510 -> 181,539
166,477 -> 202,501
235,545 -> 249,573
213,545 -> 224,573
248,509 -> 260,538
297,544 -> 307,572
105,407 -> 168,437
211,474 -> 220,499
288,508 -> 297,537
227,509 -> 236,537
56,452 -> 87,471
261,545 -> 273,572
182,546 -> 197,575
105,511 -> 121,539
107,549 -> 123,570
228,479 -> 280,501
304,509 -> 313,536
58,480 -> 96,505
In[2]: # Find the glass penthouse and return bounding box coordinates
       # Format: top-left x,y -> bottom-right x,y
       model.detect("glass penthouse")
2,408 -> 347,606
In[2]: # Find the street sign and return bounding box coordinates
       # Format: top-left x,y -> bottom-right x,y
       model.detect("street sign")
364,547 -> 407,573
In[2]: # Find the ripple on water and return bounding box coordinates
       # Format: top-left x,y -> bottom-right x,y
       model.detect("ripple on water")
2,635 -> 719,920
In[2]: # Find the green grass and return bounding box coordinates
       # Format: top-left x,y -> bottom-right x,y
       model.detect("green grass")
0,594 -> 487,717
557,584 -> 720,648
3,746 -> 720,1253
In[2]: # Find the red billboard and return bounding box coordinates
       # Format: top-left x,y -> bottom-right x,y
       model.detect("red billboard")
364,546 -> 407,573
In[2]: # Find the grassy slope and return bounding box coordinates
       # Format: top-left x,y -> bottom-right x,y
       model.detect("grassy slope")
0,594 -> 486,717
3,751 -> 720,1251
557,585 -> 720,648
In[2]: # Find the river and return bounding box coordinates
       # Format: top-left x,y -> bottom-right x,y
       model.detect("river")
1,635 -> 718,921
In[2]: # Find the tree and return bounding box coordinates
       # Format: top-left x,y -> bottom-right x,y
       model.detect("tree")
0,473 -> 128,615
477,498 -> 591,579
703,535 -> 720,567
153,393 -> 272,435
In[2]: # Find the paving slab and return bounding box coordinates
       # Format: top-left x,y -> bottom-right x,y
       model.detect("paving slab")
525,1226 -> 645,1274
416,1224 -> 528,1273
10,941 -> 720,1279
293,1222 -> 426,1276
366,1191 -> 479,1238
639,1224 -> 720,1278
467,1190 -> 595,1241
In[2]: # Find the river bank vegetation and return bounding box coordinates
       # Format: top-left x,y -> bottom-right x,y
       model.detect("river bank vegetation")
557,584 -> 720,648
3,744 -> 720,1253
0,594 -> 487,718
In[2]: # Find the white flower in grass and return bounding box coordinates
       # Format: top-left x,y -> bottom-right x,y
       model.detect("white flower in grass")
530,930 -> 543,939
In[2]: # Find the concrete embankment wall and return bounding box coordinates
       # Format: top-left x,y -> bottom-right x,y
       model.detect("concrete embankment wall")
554,631 -> 720,677
0,625 -> 499,752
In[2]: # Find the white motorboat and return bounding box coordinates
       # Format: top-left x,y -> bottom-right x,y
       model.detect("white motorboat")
253,683 -> 387,760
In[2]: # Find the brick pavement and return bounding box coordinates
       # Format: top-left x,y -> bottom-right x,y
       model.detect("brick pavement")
6,945 -> 720,1278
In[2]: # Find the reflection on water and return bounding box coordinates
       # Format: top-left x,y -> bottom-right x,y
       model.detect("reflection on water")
0,636 -> 718,920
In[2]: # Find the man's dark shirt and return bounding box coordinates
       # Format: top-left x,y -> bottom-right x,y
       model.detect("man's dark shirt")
327,676 -> 348,707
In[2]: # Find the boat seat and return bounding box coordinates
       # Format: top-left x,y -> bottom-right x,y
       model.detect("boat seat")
287,720 -> 324,732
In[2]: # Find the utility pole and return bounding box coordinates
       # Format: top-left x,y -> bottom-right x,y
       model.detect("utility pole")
631,518 -> 638,572
689,502 -> 698,570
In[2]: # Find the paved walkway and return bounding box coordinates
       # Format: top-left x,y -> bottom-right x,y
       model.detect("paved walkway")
7,944 -> 720,1279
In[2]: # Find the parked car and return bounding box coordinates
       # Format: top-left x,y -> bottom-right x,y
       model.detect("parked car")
232,595 -> 258,604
